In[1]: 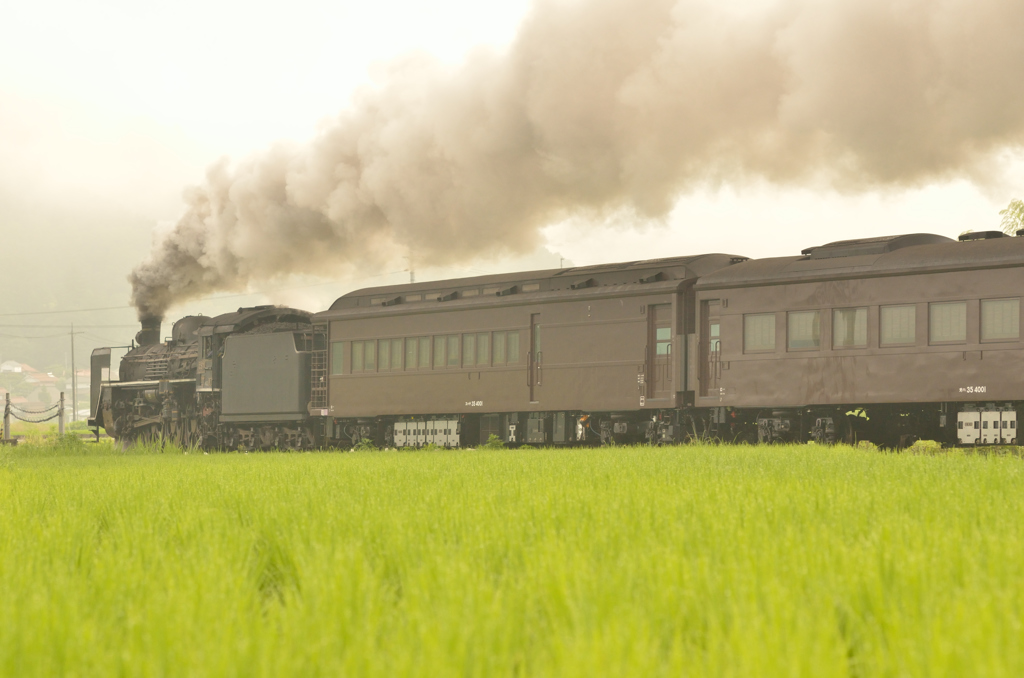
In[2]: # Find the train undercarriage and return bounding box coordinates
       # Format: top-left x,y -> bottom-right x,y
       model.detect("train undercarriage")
322,401 -> 1019,451
100,378 -> 1017,451
691,401 -> 1018,449
324,410 -> 684,449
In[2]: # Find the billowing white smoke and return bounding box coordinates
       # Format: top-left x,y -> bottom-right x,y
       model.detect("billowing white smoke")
130,0 -> 1024,319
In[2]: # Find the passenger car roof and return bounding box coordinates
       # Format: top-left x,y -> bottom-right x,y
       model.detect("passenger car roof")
695,234 -> 1024,290
328,253 -> 744,310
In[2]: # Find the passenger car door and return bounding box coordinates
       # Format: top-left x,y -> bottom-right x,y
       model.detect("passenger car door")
700,300 -> 721,398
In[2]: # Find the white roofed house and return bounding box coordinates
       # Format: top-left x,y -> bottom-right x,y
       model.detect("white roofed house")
22,368 -> 62,411
0,363 -> 63,415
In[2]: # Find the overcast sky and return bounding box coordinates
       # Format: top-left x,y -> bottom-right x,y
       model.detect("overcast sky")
1,0 -> 1022,369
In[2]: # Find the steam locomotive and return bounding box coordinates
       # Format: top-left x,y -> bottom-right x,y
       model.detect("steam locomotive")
91,230 -> 1024,449
90,306 -> 320,449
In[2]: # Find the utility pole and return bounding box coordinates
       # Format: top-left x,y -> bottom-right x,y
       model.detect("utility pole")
69,324 -> 85,423
71,324 -> 76,423
407,251 -> 415,284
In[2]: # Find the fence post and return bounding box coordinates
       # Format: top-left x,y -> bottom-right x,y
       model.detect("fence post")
59,392 -> 65,436
3,393 -> 9,441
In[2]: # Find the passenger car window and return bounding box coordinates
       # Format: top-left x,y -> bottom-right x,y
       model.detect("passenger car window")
493,332 -> 506,364
331,341 -> 346,375
833,308 -> 867,348
651,304 -> 672,356
434,336 -> 445,369
929,302 -> 966,344
406,338 -> 418,369
493,330 -> 521,364
656,327 -> 671,355
378,340 -> 390,370
463,334 -> 476,367
391,339 -> 403,371
477,333 -> 489,365
880,305 -> 915,346
744,314 -> 775,353
419,337 -> 431,369
447,335 -> 459,366
981,298 -> 1020,341
788,311 -> 820,350
361,341 -> 376,371
352,342 -> 364,372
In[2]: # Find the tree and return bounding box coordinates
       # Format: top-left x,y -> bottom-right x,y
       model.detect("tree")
35,388 -> 52,407
47,364 -> 69,382
1000,198 -> 1024,235
0,373 -> 32,399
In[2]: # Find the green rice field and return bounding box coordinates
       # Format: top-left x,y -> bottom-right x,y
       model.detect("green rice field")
1,440 -> 1022,676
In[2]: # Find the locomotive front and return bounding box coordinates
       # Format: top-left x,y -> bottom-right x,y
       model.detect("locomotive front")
90,316 -> 204,445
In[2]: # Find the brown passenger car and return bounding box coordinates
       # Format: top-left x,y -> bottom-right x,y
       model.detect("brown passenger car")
312,254 -> 740,447
693,233 -> 1024,446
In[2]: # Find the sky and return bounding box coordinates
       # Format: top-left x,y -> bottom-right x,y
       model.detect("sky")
1,0 -> 1022,373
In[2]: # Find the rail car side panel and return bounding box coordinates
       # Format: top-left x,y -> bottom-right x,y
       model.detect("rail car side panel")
696,261 -> 1024,409
324,290 -> 677,417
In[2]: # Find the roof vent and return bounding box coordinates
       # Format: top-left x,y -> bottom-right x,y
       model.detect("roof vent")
496,286 -> 518,297
570,278 -> 595,290
802,233 -> 952,260
437,291 -> 458,302
958,231 -> 1006,242
729,257 -> 749,265
382,296 -> 402,307
639,272 -> 666,284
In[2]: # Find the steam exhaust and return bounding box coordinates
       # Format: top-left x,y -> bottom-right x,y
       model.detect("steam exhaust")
129,0 -> 1024,319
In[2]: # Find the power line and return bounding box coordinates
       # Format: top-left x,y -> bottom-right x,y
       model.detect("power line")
0,332 -> 71,339
0,324 -> 138,329
0,269 -> 410,318
0,304 -> 129,317
82,331 -> 126,345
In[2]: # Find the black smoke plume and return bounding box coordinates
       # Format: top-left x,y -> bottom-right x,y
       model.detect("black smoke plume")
130,0 -> 1024,319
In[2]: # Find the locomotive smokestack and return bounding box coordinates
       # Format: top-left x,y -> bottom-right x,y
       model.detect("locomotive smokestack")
136,316 -> 161,346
